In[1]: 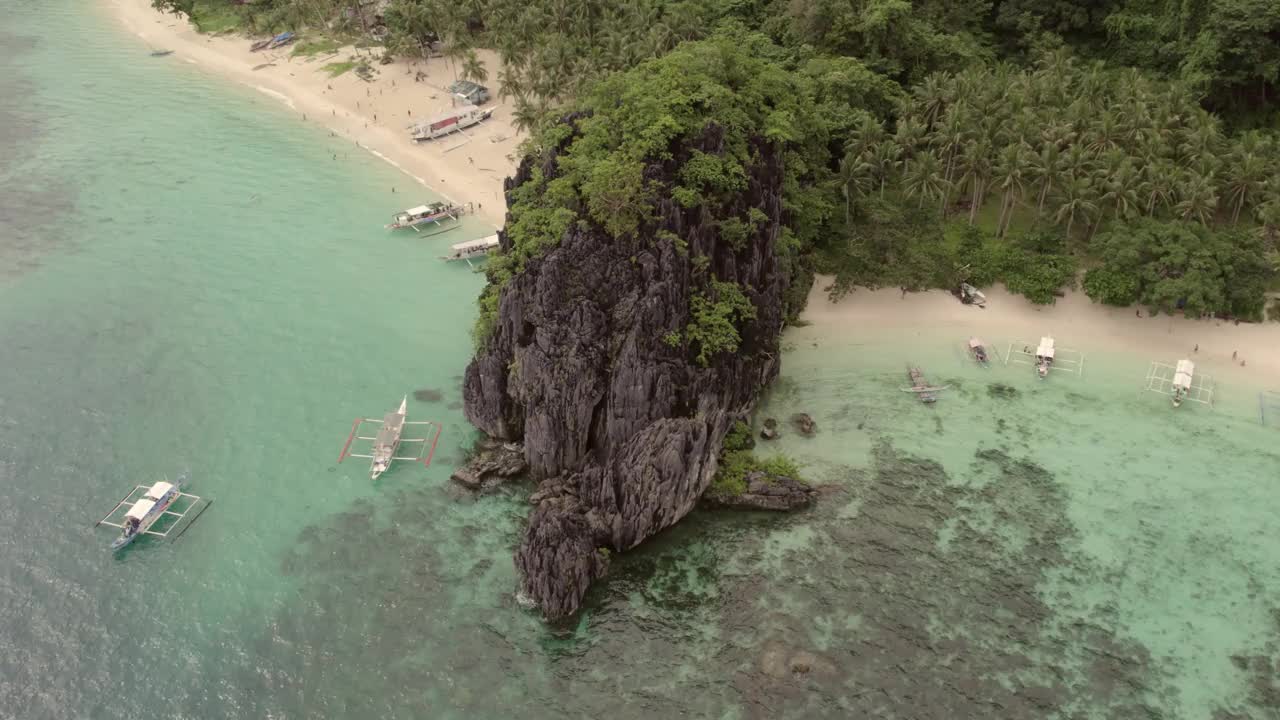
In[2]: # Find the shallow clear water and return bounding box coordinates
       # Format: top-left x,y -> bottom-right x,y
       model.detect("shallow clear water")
2,2 -> 1278,719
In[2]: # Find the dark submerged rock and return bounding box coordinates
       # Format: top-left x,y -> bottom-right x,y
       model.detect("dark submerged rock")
703,471 -> 816,511
464,117 -> 809,619
450,438 -> 528,490
760,417 -> 779,440
790,412 -> 816,436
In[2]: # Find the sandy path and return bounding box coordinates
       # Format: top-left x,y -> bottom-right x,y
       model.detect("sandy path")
106,0 -> 521,227
797,277 -> 1280,383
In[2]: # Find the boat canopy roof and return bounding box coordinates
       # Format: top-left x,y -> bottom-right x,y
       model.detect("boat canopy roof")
1036,337 -> 1056,357
146,481 -> 173,499
125,498 -> 156,521
1174,359 -> 1195,388
452,235 -> 500,252
968,337 -> 985,348
404,205 -> 432,216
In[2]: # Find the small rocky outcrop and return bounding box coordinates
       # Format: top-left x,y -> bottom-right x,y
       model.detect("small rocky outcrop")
449,439 -> 527,490
703,471 -> 816,511
760,417 -> 779,440
791,413 -> 816,436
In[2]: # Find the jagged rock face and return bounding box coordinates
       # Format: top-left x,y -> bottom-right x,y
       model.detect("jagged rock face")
464,122 -> 804,619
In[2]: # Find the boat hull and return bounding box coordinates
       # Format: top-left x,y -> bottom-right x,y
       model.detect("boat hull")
110,482 -> 182,551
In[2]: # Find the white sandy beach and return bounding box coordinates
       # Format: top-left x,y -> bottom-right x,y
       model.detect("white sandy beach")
797,277 -> 1280,383
104,1 -> 1278,387
107,0 -> 520,227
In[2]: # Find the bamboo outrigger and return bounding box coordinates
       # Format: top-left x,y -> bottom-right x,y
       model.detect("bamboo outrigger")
338,396 -> 443,480
901,365 -> 948,403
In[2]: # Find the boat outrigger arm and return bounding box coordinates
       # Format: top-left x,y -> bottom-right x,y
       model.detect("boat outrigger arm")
338,396 -> 443,479
96,482 -> 210,544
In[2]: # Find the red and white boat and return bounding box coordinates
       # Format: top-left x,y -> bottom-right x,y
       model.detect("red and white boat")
409,104 -> 493,142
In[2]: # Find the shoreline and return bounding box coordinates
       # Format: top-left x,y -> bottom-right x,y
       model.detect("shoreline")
105,0 -> 521,228
794,277 -> 1280,384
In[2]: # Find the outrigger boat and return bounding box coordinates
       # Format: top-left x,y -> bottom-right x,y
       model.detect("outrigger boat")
1171,359 -> 1195,408
409,105 -> 493,142
901,366 -> 948,403
386,202 -> 464,234
968,337 -> 989,365
440,234 -> 499,266
338,396 -> 443,480
96,474 -> 209,551
959,282 -> 987,307
1034,336 -> 1056,378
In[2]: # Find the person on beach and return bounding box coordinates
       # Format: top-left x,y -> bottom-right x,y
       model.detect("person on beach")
1233,351 -> 1238,360
1136,309 -> 1141,317
1194,344 -> 1198,352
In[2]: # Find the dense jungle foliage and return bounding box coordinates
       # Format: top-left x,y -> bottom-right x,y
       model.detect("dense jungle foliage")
157,0 -> 1280,324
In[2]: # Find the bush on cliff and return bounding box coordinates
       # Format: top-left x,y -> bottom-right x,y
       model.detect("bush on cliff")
474,30 -> 837,347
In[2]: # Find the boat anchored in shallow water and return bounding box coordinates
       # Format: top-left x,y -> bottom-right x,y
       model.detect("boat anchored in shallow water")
1034,336 -> 1056,378
440,234 -> 499,266
902,366 -> 948,404
338,396 -> 443,480
96,475 -> 210,551
386,202 -> 466,233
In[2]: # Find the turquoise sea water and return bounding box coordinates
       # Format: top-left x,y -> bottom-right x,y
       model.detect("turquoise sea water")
2,2 -> 1279,718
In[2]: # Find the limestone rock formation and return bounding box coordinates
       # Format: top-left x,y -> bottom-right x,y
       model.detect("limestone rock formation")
463,118 -> 809,619
450,439 -> 527,490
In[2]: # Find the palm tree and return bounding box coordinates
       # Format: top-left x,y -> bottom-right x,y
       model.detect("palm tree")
1027,143 -> 1063,219
838,152 -> 872,223
1224,152 -> 1267,224
902,152 -> 948,212
930,109 -> 969,189
845,115 -> 886,162
894,117 -> 926,158
866,141 -> 902,198
1099,160 -> 1142,222
911,73 -> 949,129
510,96 -> 541,134
956,139 -> 993,224
1175,171 -> 1219,226
1143,161 -> 1177,216
461,49 -> 489,84
991,144 -> 1030,237
1054,174 -> 1098,240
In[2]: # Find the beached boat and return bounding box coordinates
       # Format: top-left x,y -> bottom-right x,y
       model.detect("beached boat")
250,37 -> 273,52
1171,359 -> 1195,408
385,202 -> 463,232
268,32 -> 296,50
968,337 -> 989,365
441,235 -> 499,265
902,366 -> 948,403
409,105 -> 493,142
150,49 -> 174,57
959,282 -> 987,307
110,479 -> 183,551
1034,336 -> 1056,378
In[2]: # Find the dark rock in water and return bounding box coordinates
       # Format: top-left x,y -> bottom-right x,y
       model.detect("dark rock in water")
450,439 -> 527,490
760,417 -> 779,440
464,114 -> 809,619
413,388 -> 444,403
791,412 -> 816,436
703,471 -> 816,511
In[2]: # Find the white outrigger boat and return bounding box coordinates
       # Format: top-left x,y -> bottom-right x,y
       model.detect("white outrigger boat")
386,202 -> 464,233
1171,359 -> 1195,408
409,104 -> 493,142
1034,336 -> 1056,378
338,396 -> 443,480
440,234 -> 499,266
96,475 -> 209,551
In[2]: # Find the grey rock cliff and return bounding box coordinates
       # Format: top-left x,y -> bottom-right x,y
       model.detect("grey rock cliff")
463,120 -> 808,619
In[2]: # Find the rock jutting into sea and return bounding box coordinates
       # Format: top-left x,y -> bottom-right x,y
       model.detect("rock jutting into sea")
449,439 -> 527,490
463,116 -> 809,619
702,470 -> 816,511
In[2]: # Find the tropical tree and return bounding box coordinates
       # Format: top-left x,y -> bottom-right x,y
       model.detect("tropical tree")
1224,152 -> 1267,225
1175,172 -> 1219,226
901,152 -> 948,211
991,143 -> 1030,237
838,152 -> 872,222
1054,174 -> 1098,240
865,141 -> 902,198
